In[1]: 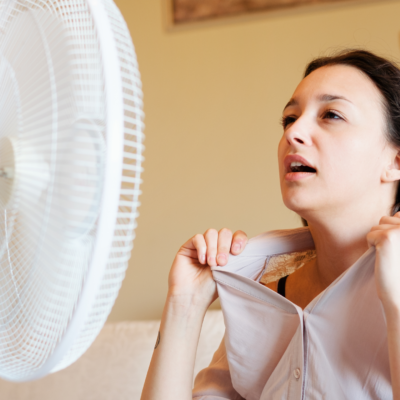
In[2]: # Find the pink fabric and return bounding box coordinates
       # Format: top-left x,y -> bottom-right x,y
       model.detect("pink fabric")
193,227 -> 392,400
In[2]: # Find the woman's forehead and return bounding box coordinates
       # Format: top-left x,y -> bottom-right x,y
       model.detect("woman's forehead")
288,64 -> 383,108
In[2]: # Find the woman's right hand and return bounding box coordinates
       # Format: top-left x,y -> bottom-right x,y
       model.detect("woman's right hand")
168,228 -> 248,309
142,229 -> 248,400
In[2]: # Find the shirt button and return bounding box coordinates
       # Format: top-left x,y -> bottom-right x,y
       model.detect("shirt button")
293,368 -> 301,379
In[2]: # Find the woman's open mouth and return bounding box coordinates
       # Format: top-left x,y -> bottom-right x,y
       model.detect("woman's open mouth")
285,161 -> 317,181
290,162 -> 316,173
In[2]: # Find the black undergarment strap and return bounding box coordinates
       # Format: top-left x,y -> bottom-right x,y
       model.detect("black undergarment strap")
277,275 -> 288,298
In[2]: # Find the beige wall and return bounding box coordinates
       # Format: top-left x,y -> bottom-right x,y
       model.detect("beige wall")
108,0 -> 400,322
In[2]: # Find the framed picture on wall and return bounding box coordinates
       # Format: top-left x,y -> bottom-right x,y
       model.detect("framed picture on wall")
167,0 -> 364,25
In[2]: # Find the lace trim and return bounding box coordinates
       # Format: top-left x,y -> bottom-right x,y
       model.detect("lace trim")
259,250 -> 316,285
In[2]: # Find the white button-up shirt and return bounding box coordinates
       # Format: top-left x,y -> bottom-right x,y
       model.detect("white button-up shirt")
192,227 -> 392,400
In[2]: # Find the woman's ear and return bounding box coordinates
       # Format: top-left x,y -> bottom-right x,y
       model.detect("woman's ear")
382,150 -> 400,182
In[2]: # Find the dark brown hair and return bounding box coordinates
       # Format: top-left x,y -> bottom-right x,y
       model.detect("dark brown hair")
300,49 -> 400,227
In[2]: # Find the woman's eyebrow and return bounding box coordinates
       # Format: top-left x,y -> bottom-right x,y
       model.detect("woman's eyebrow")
283,94 -> 353,112
283,98 -> 297,111
318,94 -> 353,104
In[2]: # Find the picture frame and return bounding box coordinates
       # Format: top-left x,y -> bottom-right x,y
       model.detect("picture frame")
163,0 -> 382,29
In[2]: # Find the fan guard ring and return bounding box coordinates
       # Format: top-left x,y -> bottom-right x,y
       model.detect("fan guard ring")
0,0 -> 144,382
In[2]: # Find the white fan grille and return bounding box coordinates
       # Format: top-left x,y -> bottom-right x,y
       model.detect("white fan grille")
53,0 -> 144,372
0,0 -> 144,381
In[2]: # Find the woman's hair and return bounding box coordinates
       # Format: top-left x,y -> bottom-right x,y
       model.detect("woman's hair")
300,49 -> 400,227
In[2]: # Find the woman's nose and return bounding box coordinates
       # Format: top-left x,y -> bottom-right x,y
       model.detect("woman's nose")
284,117 -> 312,147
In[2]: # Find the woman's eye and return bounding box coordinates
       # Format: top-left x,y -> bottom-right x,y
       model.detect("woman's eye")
323,110 -> 342,120
281,115 -> 296,128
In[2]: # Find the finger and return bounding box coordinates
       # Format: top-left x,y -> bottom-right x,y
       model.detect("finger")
366,230 -> 381,248
192,234 -> 207,264
370,224 -> 400,232
204,229 -> 218,267
367,227 -> 400,247
178,236 -> 199,258
231,230 -> 248,255
379,215 -> 400,225
216,228 -> 232,266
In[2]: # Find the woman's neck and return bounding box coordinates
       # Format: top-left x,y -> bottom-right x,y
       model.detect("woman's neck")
306,209 -> 382,288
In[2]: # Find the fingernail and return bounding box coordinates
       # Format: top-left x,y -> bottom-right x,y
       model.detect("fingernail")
208,256 -> 216,266
233,243 -> 241,252
217,254 -> 226,264
200,254 -> 205,263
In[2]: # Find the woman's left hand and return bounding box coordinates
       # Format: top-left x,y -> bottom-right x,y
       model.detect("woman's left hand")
367,211 -> 400,313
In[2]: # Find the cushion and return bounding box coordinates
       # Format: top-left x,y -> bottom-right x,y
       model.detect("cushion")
0,310 -> 224,400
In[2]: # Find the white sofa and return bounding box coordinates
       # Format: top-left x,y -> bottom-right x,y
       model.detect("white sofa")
0,310 -> 224,400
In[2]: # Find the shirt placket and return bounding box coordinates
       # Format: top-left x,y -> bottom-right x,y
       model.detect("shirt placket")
287,308 -> 306,400
300,311 -> 309,400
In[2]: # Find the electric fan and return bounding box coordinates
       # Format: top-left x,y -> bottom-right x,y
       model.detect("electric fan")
0,0 -> 144,381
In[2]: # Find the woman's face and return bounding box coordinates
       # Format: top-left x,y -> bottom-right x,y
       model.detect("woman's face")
278,64 -> 397,221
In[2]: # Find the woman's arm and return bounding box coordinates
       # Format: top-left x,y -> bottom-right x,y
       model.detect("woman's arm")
140,292 -> 209,400
141,229 -> 248,400
386,307 -> 400,399
367,212 -> 400,399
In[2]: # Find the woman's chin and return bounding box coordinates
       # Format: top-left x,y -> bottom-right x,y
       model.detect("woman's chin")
282,195 -> 318,216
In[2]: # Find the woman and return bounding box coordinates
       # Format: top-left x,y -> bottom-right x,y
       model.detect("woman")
141,50 -> 400,399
